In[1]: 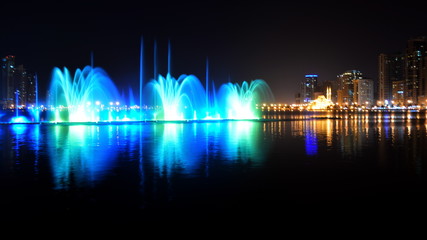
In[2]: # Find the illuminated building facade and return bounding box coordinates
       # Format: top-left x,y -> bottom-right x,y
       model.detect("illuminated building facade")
378,53 -> 404,104
404,37 -> 427,104
336,70 -> 363,105
0,55 -> 15,108
301,74 -> 318,103
0,55 -> 36,109
354,78 -> 374,106
392,80 -> 404,105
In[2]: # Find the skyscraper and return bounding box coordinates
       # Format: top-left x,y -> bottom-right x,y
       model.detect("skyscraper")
0,55 -> 36,109
301,74 -> 318,103
336,70 -> 363,105
354,78 -> 374,106
404,36 -> 427,104
0,55 -> 16,108
378,53 -> 404,105
392,80 -> 405,105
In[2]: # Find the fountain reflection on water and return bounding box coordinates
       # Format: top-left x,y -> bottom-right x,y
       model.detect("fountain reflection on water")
4,122 -> 269,190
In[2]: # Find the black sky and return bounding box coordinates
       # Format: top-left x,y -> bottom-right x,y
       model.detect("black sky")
1,0 -> 426,102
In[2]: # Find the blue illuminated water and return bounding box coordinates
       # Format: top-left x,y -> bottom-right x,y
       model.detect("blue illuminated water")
1,113 -> 427,221
47,66 -> 122,122
37,65 -> 274,123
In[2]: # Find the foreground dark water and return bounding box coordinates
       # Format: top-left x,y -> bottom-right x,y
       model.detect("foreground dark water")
1,112 -> 427,221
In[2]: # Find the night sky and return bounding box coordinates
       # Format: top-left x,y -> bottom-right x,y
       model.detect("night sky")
1,0 -> 426,103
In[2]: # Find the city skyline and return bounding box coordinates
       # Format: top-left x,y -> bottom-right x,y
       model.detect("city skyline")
3,34 -> 425,108
2,0 -> 427,221
1,0 -> 426,103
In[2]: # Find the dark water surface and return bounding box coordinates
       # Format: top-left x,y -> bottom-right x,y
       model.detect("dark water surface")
1,113 -> 427,221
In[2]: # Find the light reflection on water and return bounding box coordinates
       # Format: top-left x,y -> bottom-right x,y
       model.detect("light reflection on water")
263,113 -> 427,176
1,113 -> 427,220
1,121 -> 270,190
47,125 -> 120,189
1,115 -> 426,190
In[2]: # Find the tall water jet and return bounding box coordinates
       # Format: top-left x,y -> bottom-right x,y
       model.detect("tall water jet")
206,58 -> 209,108
11,89 -> 30,123
204,58 -> 219,119
48,66 -> 121,122
14,89 -> 19,118
217,79 -> 274,119
168,40 -> 171,75
35,73 -> 39,122
153,39 -> 157,79
140,36 -> 144,121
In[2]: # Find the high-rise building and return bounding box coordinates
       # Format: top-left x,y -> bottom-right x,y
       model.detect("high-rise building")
354,78 -> 374,106
0,55 -> 36,109
300,74 -> 318,103
15,65 -> 36,107
295,92 -> 302,104
378,53 -> 404,104
404,36 -> 427,104
336,70 -> 363,105
392,80 -> 405,105
1,55 -> 16,108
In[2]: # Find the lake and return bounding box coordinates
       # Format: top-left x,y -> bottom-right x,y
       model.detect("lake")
1,111 -> 427,221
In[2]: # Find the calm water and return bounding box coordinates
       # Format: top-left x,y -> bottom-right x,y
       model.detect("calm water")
1,112 -> 427,221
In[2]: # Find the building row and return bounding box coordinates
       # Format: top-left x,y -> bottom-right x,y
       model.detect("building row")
379,36 -> 427,105
0,55 -> 37,109
296,36 -> 427,107
296,71 -> 375,107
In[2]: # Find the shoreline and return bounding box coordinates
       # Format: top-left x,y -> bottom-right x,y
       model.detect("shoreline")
2,115 -> 427,125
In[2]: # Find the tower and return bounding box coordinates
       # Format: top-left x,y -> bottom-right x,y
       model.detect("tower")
336,70 -> 363,105
0,55 -> 36,109
378,53 -> 404,105
354,78 -> 374,106
404,36 -> 427,104
0,55 -> 16,108
301,74 -> 318,103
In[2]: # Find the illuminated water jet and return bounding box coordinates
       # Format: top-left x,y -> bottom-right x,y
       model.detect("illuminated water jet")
0,41 -> 274,123
47,66 -> 121,122
11,116 -> 30,123
217,79 -> 274,119
144,73 -> 207,120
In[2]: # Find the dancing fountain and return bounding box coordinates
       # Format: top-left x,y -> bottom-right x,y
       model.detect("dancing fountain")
1,40 -> 274,124
47,66 -> 122,122
144,73 -> 207,120
217,80 -> 273,119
